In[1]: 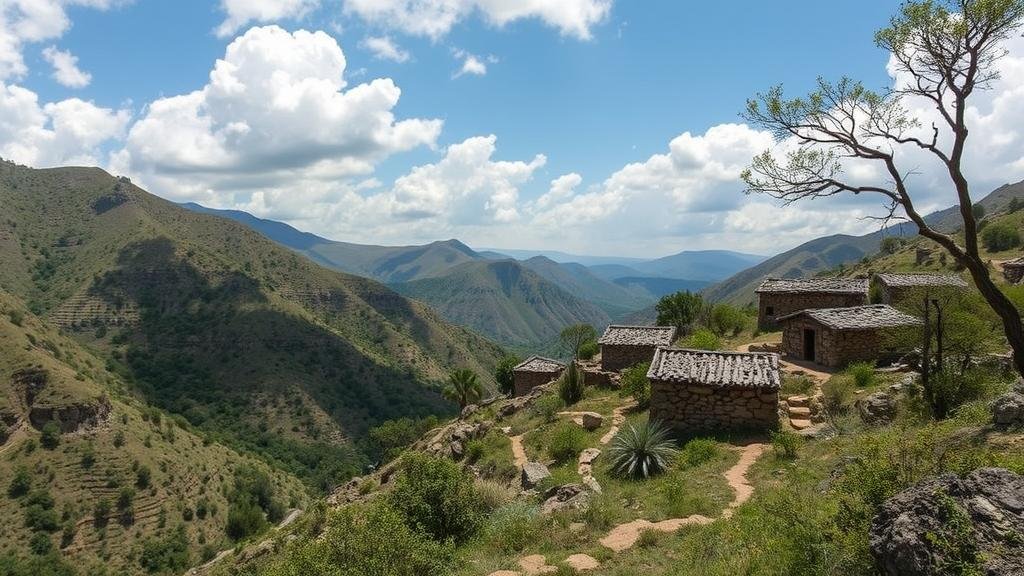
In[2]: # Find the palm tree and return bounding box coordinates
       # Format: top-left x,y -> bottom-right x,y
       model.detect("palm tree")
443,369 -> 482,410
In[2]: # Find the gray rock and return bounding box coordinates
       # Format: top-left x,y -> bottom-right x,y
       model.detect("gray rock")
521,461 -> 551,489
869,467 -> 1024,576
857,392 -> 898,425
991,392 -> 1024,426
541,483 -> 590,514
460,404 -> 478,419
581,412 -> 603,431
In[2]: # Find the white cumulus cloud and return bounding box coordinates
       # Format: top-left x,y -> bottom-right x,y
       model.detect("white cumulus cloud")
41,46 -> 91,88
360,35 -> 410,63
0,0 -> 119,81
216,0 -> 319,38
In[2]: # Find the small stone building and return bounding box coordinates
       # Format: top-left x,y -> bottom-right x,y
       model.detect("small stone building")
648,348 -> 780,433
512,356 -> 565,397
597,325 -> 677,372
776,305 -> 921,368
755,277 -> 869,330
873,273 -> 968,304
1003,258 -> 1024,285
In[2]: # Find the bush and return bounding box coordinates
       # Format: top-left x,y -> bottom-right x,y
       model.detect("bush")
822,377 -> 855,416
225,497 -> 268,540
981,221 -> 1020,251
136,465 -> 151,488
532,394 -> 564,423
139,525 -> 190,574
80,443 -> 96,469
770,430 -> 803,458
387,452 -> 483,544
28,533 -> 52,556
577,340 -> 599,360
879,236 -> 905,255
925,367 -> 1003,420
93,498 -> 111,528
845,362 -> 876,389
558,364 -> 585,405
677,438 -> 721,469
495,355 -> 520,396
619,362 -> 651,408
474,479 -> 513,511
482,502 -> 542,553
40,422 -> 60,450
548,422 -> 587,464
685,328 -> 721,351
607,421 -> 677,479
780,375 -> 815,397
709,304 -> 748,336
8,466 -> 31,498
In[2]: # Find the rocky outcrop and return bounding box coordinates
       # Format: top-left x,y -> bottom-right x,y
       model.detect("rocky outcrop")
581,412 -> 603,431
521,462 -> 550,490
29,396 -> 112,433
423,420 -> 490,461
857,392 -> 898,425
869,468 -> 1024,576
541,483 -> 590,514
991,392 -> 1024,427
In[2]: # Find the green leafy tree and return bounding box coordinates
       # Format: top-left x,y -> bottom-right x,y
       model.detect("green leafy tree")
742,0 -> 1024,376
880,236 -> 905,255
559,324 -> 597,359
39,422 -> 60,450
709,303 -> 748,337
494,355 -> 520,396
656,291 -> 704,335
443,369 -> 482,410
620,362 -> 651,408
387,452 -> 483,543
981,222 -> 1020,252
8,466 -> 31,498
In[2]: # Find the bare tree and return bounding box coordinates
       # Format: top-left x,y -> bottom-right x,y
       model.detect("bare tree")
742,0 -> 1024,375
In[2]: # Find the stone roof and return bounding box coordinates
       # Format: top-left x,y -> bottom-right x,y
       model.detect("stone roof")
513,356 -> 565,373
875,273 -> 969,289
776,304 -> 921,331
1004,257 -> 1024,269
646,348 -> 781,389
755,277 -> 869,295
597,325 -> 677,347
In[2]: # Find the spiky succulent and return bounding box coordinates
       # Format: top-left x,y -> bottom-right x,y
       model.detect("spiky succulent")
607,420 -> 677,479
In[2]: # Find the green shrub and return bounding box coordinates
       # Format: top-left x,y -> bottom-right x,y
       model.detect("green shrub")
40,422 -> 60,450
7,309 -> 24,326
925,367 -> 1003,419
8,466 -> 31,498
879,236 -> 905,255
136,465 -> 151,488
558,364 -> 585,405
845,362 -> 876,389
474,479 -> 512,511
28,533 -> 52,556
548,422 -> 587,464
677,438 -> 721,469
387,452 -> 484,544
464,439 -> 485,463
822,377 -> 855,416
93,498 -> 111,528
770,430 -> 803,459
577,340 -> 599,360
495,355 -> 520,396
80,443 -> 96,469
981,221 -> 1020,251
685,328 -> 721,351
482,502 -> 542,553
780,375 -> 815,396
532,394 -> 564,423
709,304 -> 748,336
619,362 -> 651,408
139,525 -> 190,574
226,497 -> 268,541
607,420 -> 677,479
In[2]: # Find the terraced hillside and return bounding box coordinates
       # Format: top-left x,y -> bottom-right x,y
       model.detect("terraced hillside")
0,161 -> 504,490
0,288 -> 307,575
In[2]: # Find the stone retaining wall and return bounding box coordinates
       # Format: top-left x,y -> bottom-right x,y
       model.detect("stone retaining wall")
513,371 -> 558,397
650,380 -> 778,432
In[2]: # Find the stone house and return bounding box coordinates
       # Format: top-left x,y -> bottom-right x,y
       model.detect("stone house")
776,305 -> 921,368
512,356 -> 565,397
648,348 -> 780,433
873,273 -> 968,304
1002,258 -> 1024,284
597,325 -> 677,372
755,277 -> 870,330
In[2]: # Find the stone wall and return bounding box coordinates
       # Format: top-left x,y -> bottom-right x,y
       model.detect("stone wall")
781,318 -> 902,367
600,344 -> 658,372
650,380 -> 778,432
1004,265 -> 1024,285
513,371 -> 558,397
758,292 -> 867,330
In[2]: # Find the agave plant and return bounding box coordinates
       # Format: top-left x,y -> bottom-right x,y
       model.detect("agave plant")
607,420 -> 677,479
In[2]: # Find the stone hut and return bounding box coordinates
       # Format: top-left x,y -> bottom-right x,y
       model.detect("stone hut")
512,356 -> 565,397
648,348 -> 780,433
1003,257 -> 1024,285
597,325 -> 677,372
776,305 -> 921,368
755,277 -> 869,330
873,273 -> 969,304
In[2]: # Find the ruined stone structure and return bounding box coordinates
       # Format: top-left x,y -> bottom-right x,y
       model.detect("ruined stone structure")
1003,257 -> 1024,285
512,356 -> 565,397
597,325 -> 677,372
648,348 -> 780,432
777,305 -> 921,368
755,277 -> 869,330
873,273 -> 968,304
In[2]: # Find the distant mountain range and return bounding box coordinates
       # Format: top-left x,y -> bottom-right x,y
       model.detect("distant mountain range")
704,179 -> 1024,305
182,203 -> 761,349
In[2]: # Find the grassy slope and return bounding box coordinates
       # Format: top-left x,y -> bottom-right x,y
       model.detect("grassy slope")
393,260 -> 611,353
0,288 -> 306,575
0,162 -> 504,488
519,256 -> 655,320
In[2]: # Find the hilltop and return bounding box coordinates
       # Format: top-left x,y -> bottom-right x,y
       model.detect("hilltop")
0,162 -> 504,491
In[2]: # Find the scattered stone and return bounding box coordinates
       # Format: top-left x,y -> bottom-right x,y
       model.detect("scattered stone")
449,440 -> 464,460
581,412 -> 604,431
991,392 -> 1024,427
786,394 -> 810,407
788,406 -> 811,418
790,419 -> 812,430
796,423 -> 835,440
521,462 -> 551,489
857,391 -> 898,425
870,467 -> 1024,576
582,475 -> 603,494
519,555 -> 557,575
542,484 -> 590,514
564,554 -> 600,571
461,404 -> 478,419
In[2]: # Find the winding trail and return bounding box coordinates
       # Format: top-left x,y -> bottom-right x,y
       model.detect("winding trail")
509,434 -> 528,469
599,401 -> 636,445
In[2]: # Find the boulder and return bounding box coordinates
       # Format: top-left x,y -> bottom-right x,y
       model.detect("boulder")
857,392 -> 898,425
991,392 -> 1024,427
521,462 -> 551,489
869,467 -> 1024,576
541,483 -> 590,514
460,404 -> 479,419
581,412 -> 603,431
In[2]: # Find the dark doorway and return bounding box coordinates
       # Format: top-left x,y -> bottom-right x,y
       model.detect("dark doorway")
803,329 -> 816,361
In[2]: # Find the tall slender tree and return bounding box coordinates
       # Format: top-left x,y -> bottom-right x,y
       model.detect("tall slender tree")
742,0 -> 1024,375
443,369 -> 483,410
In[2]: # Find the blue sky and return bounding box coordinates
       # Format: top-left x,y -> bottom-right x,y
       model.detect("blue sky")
2,1 -> 1022,257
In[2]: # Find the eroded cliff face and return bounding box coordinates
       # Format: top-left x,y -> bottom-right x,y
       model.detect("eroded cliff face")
5,366 -> 112,438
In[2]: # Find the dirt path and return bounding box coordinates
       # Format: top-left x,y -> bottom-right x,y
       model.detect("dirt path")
0,423 -> 26,456
509,434 -> 528,469
599,401 -> 636,445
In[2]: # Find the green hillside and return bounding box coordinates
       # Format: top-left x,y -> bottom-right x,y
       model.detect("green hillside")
0,287 -> 307,575
393,260 -> 611,353
0,162 -> 504,491
519,256 -> 655,319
